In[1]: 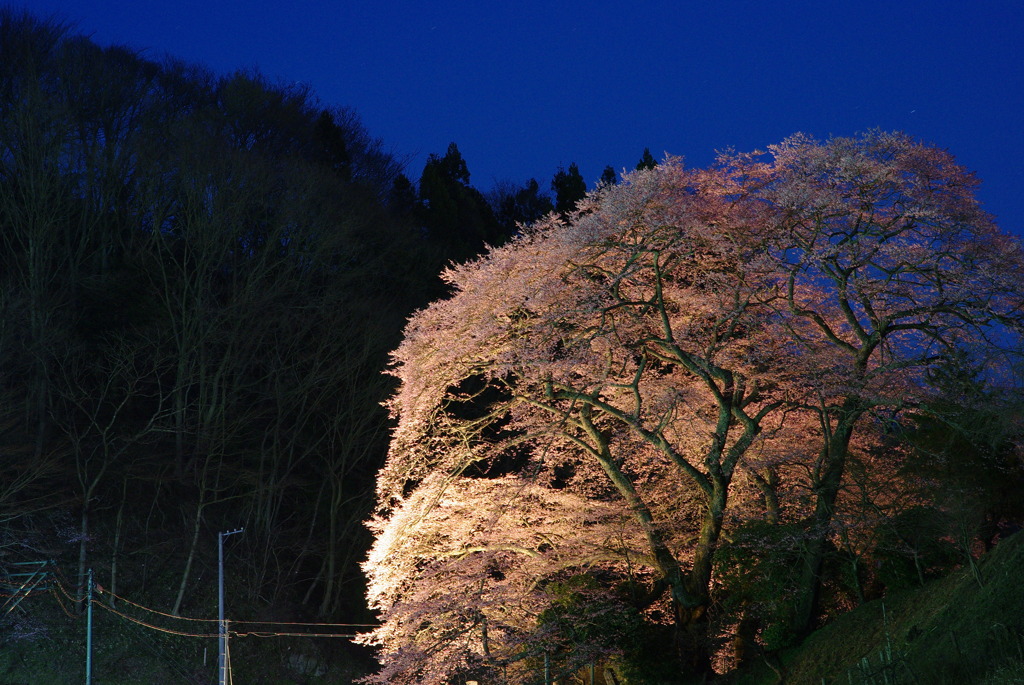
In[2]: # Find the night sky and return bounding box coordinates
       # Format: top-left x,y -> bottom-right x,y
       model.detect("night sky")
19,0 -> 1024,235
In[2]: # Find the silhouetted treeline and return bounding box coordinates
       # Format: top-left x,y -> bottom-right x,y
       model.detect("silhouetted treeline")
0,9 -> 465,623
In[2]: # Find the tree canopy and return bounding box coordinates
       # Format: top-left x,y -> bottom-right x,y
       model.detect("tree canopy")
362,131 -> 1024,683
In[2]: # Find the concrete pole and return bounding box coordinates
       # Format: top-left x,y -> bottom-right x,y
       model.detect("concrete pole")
85,568 -> 93,685
218,528 -> 243,685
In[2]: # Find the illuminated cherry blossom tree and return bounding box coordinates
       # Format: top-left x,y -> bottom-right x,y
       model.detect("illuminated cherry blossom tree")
362,161 -> 798,681
362,132 -> 1023,682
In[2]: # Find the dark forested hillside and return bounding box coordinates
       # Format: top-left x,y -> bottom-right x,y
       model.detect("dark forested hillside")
0,10 -> 469,667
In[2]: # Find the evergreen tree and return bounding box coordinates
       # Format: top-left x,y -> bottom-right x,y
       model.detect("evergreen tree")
599,165 -> 618,187
551,162 -> 586,216
389,173 -> 418,217
312,109 -> 351,181
636,147 -> 657,170
418,142 -> 501,260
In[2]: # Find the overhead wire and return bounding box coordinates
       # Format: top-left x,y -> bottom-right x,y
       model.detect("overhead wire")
5,554 -> 379,685
48,585 -> 78,619
48,574 -> 82,619
11,561 -> 378,635
92,586 -> 219,623
237,626 -> 367,638
92,599 -> 223,638
93,583 -> 376,629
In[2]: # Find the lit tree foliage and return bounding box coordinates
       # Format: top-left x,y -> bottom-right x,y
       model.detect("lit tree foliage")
364,133 -> 1024,682
364,474 -> 647,683
364,161 -> 803,681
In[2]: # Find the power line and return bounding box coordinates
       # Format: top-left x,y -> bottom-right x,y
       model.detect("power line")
3,561 -> 385,683
93,587 -> 376,629
234,630 -> 361,639
94,584 -> 377,627
94,586 -> 219,623
32,564 -> 378,637
6,559 -> 379,685
48,585 -> 78,619
92,599 -> 223,638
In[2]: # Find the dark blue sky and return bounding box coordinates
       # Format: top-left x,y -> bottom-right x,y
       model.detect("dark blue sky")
20,0 -> 1024,234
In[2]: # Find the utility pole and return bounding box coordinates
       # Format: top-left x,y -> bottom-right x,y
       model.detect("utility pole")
218,528 -> 243,685
85,568 -> 93,685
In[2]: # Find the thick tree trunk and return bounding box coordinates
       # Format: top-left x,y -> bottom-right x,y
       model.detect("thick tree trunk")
731,605 -> 761,670
676,482 -> 728,675
791,410 -> 857,639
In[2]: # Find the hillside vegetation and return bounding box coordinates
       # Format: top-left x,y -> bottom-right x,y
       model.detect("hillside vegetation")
737,531 -> 1024,685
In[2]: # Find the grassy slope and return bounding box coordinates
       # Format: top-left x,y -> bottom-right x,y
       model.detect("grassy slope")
736,531 -> 1024,684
